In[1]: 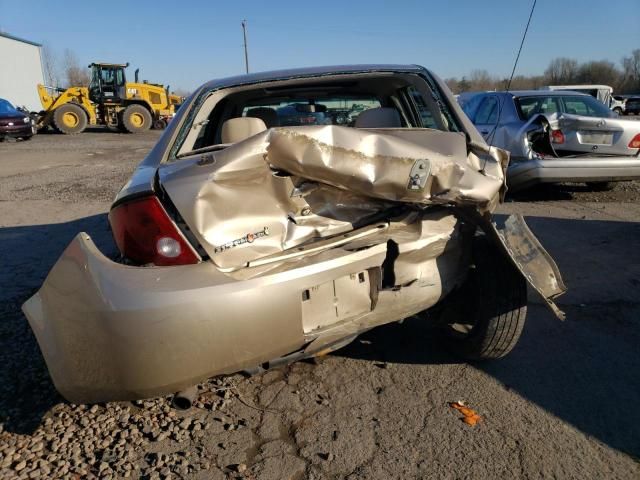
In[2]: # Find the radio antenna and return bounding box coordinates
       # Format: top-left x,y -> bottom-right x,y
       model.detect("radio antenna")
485,0 -> 537,164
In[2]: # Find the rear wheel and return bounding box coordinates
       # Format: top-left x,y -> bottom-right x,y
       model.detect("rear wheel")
435,237 -> 528,360
613,107 -> 623,116
121,104 -> 152,133
153,118 -> 167,130
586,181 -> 615,191
53,104 -> 87,134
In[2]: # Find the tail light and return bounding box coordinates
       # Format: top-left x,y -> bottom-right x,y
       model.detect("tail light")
628,133 -> 640,149
108,196 -> 200,266
551,129 -> 565,144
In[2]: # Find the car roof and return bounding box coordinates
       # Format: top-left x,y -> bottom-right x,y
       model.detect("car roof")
459,90 -> 592,98
199,64 -> 426,91
507,90 -> 591,97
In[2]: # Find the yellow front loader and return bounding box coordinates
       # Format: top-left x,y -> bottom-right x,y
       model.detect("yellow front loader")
37,63 -> 179,134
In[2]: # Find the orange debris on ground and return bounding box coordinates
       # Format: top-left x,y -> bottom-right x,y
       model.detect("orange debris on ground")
449,401 -> 482,426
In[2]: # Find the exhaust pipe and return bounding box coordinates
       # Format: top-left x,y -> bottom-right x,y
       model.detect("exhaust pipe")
172,385 -> 198,410
134,68 -> 140,83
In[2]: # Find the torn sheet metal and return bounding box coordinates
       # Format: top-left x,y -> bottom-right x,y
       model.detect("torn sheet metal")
480,212 -> 567,320
160,125 -> 507,271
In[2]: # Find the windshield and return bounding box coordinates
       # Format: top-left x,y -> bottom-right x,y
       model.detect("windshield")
516,95 -> 613,120
0,99 -> 18,114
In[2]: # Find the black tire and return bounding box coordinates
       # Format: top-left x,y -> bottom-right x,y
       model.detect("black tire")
436,237 -> 528,360
121,104 -> 152,133
586,181 -> 615,191
116,111 -> 128,132
613,107 -> 623,116
153,118 -> 167,130
52,103 -> 87,134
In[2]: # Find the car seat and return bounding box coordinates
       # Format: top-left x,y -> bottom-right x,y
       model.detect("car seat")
221,117 -> 267,144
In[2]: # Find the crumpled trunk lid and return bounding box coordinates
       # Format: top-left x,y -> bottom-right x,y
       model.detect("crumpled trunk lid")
158,125 -> 507,271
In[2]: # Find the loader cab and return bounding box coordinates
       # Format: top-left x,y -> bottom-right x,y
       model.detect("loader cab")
89,63 -> 128,105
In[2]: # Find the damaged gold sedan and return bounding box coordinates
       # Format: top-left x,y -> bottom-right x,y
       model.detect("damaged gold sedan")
22,65 -> 566,404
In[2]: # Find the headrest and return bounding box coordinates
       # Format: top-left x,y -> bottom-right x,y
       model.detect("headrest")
355,107 -> 402,128
246,107 -> 279,128
296,104 -> 327,113
221,117 -> 267,144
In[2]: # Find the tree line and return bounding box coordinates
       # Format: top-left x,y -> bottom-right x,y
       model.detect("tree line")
445,49 -> 640,95
42,45 -> 640,98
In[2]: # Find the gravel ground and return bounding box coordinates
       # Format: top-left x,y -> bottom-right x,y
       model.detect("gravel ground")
0,131 -> 639,479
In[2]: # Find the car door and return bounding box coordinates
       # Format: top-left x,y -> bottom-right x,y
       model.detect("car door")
473,95 -> 500,141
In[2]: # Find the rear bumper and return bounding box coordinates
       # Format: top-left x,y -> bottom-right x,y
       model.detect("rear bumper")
507,156 -> 640,190
22,232 -> 390,403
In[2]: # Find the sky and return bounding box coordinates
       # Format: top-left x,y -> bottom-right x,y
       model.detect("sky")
1,0 -> 638,92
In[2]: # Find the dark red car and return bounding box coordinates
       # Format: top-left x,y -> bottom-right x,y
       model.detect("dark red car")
0,98 -> 34,141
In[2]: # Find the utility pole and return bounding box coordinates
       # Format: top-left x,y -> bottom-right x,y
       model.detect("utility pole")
241,20 -> 249,74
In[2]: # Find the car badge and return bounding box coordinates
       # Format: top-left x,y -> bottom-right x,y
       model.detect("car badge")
214,227 -> 270,253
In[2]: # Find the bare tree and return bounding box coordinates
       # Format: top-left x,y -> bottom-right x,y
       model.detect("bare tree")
621,49 -> 640,92
41,45 -> 61,88
506,74 -> 544,90
469,69 -> 496,91
577,60 -> 621,88
544,57 -> 579,84
444,77 -> 459,93
62,49 -> 90,87
457,76 -> 471,93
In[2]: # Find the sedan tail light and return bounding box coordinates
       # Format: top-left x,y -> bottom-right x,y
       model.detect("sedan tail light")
628,133 -> 640,149
551,129 -> 565,144
109,196 -> 200,266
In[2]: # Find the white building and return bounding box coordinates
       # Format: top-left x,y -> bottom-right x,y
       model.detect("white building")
0,32 -> 45,111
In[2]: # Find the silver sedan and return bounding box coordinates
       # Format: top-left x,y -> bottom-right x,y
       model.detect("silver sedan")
459,90 -> 640,191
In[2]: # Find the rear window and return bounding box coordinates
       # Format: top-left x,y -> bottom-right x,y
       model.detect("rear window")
561,96 -> 613,117
241,97 -> 381,127
170,72 -> 467,160
516,95 -> 613,120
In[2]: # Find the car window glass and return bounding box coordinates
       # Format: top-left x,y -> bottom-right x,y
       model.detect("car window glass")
172,72 -> 466,159
241,97 -> 381,127
561,95 -> 612,117
461,94 -> 483,120
100,69 -> 113,84
406,86 -> 439,128
0,100 -> 17,114
475,96 -> 499,124
562,98 -> 589,115
516,96 -> 561,120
